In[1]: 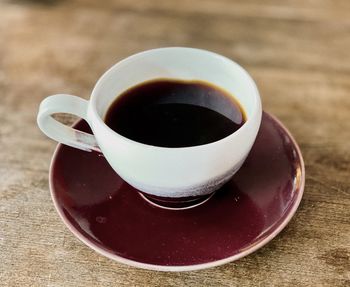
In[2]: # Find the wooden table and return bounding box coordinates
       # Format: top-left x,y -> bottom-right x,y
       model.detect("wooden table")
0,0 -> 349,286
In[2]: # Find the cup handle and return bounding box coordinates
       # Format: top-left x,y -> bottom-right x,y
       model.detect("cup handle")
37,94 -> 101,152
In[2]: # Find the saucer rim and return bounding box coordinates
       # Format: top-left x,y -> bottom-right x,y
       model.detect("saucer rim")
49,112 -> 305,272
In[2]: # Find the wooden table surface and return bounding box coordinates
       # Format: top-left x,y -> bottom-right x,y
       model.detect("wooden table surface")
0,0 -> 349,286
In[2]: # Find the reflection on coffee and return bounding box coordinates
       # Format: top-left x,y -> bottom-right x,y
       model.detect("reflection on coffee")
105,79 -> 246,147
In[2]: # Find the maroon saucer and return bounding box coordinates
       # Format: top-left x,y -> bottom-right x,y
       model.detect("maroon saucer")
50,112 -> 304,271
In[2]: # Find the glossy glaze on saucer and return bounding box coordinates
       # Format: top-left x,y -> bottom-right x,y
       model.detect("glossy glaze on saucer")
50,112 -> 304,271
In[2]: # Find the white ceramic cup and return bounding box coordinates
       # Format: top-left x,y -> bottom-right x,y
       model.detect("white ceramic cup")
37,47 -> 262,200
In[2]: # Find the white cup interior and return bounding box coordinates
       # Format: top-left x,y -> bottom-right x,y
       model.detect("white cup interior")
91,47 -> 258,127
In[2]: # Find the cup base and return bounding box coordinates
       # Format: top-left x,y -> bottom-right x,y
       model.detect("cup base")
138,192 -> 215,210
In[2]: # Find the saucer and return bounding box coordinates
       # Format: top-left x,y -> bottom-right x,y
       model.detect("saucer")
50,112 -> 305,271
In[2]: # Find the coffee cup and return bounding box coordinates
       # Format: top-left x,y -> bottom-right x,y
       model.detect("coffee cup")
37,47 -> 262,207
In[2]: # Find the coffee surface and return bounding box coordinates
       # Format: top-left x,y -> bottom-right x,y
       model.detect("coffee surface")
105,79 -> 246,147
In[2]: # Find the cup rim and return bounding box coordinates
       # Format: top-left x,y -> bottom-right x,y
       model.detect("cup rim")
89,47 -> 261,150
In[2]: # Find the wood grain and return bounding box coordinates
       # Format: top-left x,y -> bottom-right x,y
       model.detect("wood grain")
0,0 -> 349,286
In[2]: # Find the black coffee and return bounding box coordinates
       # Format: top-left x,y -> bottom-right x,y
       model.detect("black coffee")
105,79 -> 246,147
